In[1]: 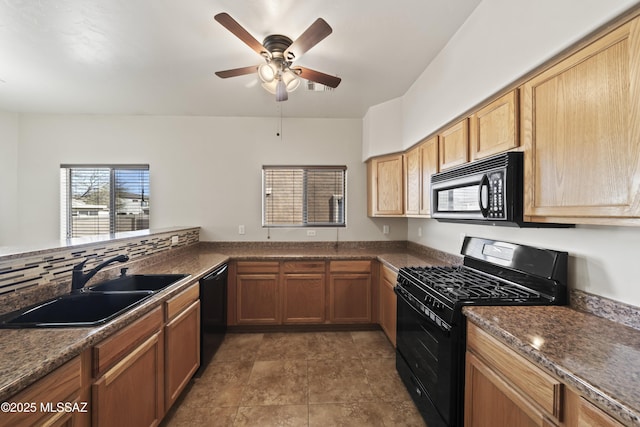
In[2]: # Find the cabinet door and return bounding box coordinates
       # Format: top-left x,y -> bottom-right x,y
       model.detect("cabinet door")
236,274 -> 279,324
419,136 -> 439,215
379,265 -> 397,346
282,273 -> 326,324
329,273 -> 372,323
465,352 -> 558,427
521,17 -> 640,224
404,147 -> 421,216
470,90 -> 519,160
439,118 -> 469,171
577,397 -> 624,427
93,331 -> 164,427
368,154 -> 404,216
165,300 -> 200,409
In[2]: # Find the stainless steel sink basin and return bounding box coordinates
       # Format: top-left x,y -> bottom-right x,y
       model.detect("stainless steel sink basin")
88,274 -> 188,292
0,291 -> 154,328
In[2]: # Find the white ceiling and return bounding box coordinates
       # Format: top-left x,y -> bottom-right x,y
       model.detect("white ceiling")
0,0 -> 481,118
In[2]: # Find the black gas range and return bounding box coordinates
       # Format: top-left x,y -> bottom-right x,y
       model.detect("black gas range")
394,237 -> 567,427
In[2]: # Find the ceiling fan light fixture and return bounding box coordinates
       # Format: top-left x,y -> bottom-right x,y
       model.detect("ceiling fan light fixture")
282,69 -> 300,92
261,80 -> 277,95
275,78 -> 288,102
258,62 -> 277,83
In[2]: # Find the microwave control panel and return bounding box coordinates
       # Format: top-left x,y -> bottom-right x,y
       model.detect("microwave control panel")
488,171 -> 505,218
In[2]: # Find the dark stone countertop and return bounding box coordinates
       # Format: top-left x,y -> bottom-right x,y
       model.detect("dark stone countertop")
464,305 -> 640,426
0,242 -> 447,402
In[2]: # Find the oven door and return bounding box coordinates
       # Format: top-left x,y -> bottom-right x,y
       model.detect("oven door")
395,291 -> 460,427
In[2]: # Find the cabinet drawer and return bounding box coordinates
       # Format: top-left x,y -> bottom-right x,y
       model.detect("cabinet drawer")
166,283 -> 199,320
329,260 -> 371,273
236,261 -> 280,274
283,261 -> 325,273
578,397 -> 623,427
2,356 -> 82,427
93,306 -> 163,377
467,323 -> 562,419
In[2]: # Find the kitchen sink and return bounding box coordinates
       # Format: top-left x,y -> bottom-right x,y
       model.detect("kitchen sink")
0,291 -> 154,328
87,274 -> 188,292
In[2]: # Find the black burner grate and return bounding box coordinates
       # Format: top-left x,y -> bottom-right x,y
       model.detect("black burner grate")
402,266 -> 541,302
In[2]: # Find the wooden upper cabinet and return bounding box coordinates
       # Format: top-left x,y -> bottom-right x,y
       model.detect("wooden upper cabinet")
439,118 -> 469,171
404,146 -> 421,216
521,16 -> 640,224
367,153 -> 404,216
404,136 -> 439,217
419,136 -> 439,215
470,90 -> 519,161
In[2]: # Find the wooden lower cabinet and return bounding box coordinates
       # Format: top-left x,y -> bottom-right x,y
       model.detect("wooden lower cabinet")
93,331 -> 164,427
165,288 -> 200,410
465,351 -> 558,427
236,273 -> 279,324
379,265 -> 397,346
232,260 -> 373,325
466,322 -> 626,427
235,262 -> 280,325
0,354 -> 88,427
92,307 -> 164,427
329,260 -> 372,323
282,273 -> 326,324
465,322 -> 562,426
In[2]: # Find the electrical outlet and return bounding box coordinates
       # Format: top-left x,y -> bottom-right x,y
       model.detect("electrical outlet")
238,225 -> 245,235
171,235 -> 179,246
383,225 -> 390,235
307,230 -> 316,237
418,226 -> 422,237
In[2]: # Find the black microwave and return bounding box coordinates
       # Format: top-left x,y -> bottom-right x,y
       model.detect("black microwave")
430,152 -> 569,227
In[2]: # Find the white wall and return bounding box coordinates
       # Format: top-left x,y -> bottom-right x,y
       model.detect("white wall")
362,97 -> 403,161
0,111 -> 19,246
394,0 -> 640,307
14,114 -> 406,246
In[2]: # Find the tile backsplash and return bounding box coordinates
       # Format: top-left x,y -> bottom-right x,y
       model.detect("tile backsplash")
0,227 -> 199,315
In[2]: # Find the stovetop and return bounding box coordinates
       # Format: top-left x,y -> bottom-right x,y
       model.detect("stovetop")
395,237 -> 568,328
400,266 -> 543,302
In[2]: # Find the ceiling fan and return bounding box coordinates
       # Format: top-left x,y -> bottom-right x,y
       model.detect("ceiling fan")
214,13 -> 341,102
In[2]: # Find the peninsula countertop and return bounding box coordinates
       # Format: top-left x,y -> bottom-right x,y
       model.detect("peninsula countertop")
464,305 -> 640,426
0,242 -> 447,402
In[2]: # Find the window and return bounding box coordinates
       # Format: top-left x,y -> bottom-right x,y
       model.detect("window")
262,166 -> 346,227
60,165 -> 150,238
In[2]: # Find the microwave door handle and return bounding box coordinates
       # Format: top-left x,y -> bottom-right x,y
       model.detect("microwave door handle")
479,175 -> 490,218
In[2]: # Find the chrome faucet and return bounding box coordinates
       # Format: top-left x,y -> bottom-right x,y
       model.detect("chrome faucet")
71,254 -> 130,291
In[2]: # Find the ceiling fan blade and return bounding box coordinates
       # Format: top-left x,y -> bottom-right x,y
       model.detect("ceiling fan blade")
214,13 -> 266,56
284,18 -> 332,60
215,65 -> 258,78
295,67 -> 341,88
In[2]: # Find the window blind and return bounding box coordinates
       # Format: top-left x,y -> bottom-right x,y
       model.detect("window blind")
60,165 -> 150,238
263,166 -> 346,227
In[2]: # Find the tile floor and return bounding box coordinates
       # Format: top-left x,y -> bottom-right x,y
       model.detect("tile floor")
161,330 -> 427,426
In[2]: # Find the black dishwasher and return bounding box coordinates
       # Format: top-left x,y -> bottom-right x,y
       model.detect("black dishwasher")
195,263 -> 227,376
